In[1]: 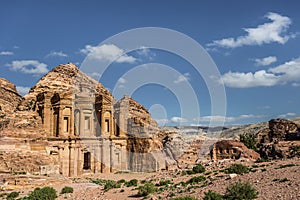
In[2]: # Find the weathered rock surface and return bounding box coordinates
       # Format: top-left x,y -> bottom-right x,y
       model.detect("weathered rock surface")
211,140 -> 260,160
0,78 -> 22,113
258,118 -> 300,159
0,78 -> 23,130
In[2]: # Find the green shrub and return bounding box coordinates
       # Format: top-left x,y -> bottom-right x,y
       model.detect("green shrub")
91,179 -> 107,185
255,158 -> 269,163
6,191 -> 19,199
279,164 -> 296,168
60,186 -> 74,194
186,176 -> 206,184
172,196 -> 198,200
224,180 -> 258,200
124,179 -> 138,187
203,190 -> 222,200
137,183 -> 157,197
104,180 -> 121,191
27,187 -> 57,200
225,164 -> 249,174
181,170 -> 187,176
186,170 -> 195,175
156,179 -> 172,186
240,133 -> 257,151
192,164 -> 205,174
117,179 -> 126,184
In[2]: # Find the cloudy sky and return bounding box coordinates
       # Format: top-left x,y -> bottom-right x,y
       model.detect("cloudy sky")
1,0 -> 300,126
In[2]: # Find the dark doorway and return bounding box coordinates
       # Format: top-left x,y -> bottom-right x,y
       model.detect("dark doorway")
83,152 -> 91,170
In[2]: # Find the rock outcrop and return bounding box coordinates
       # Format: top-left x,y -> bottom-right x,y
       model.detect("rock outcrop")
258,118 -> 300,159
210,140 -> 260,160
0,78 -> 22,113
0,78 -> 23,131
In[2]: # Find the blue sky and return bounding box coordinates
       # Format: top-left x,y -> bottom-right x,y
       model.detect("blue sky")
1,0 -> 300,126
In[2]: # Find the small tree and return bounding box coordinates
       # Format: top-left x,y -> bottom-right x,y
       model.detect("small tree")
204,190 -> 223,200
60,186 -> 74,194
186,176 -> 206,184
192,164 -> 205,174
225,164 -> 249,174
137,183 -> 156,197
27,187 -> 57,200
224,180 -> 258,200
6,191 -> 19,200
124,179 -> 138,187
240,133 -> 257,151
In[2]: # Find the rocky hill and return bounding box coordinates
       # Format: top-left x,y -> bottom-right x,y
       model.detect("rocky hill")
0,78 -> 23,131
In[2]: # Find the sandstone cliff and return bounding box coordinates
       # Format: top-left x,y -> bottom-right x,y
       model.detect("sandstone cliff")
257,118 -> 300,159
0,78 -> 23,131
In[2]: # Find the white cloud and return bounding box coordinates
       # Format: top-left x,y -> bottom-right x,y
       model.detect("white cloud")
6,60 -> 49,75
136,46 -> 156,60
221,70 -> 280,88
208,12 -> 293,48
254,56 -> 277,66
88,72 -> 101,79
46,51 -> 68,57
221,57 -> 300,88
174,73 -> 191,84
257,105 -> 271,110
278,112 -> 296,118
194,114 -> 265,123
118,77 -> 127,84
292,83 -> 300,87
156,119 -> 169,126
0,51 -> 14,56
16,86 -> 30,96
268,57 -> 300,83
170,117 -> 188,123
80,44 -> 136,63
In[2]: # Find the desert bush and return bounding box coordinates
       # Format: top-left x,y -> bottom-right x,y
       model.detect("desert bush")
172,196 -> 198,200
225,164 -> 249,174
192,164 -> 205,174
156,179 -> 173,186
224,180 -> 258,200
60,186 -> 74,194
104,180 -> 121,191
137,183 -> 157,197
124,179 -> 138,187
91,179 -> 107,185
240,133 -> 257,151
117,179 -> 126,184
279,164 -> 296,168
6,191 -> 19,199
255,158 -> 269,163
27,186 -> 57,200
186,176 -> 206,184
203,190 -> 222,200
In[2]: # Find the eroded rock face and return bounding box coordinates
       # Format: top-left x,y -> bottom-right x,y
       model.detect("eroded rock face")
211,140 -> 260,160
0,78 -> 22,112
258,118 -> 300,159
0,78 -> 23,131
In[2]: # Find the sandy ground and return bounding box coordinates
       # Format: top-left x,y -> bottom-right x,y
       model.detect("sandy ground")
1,158 -> 300,200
